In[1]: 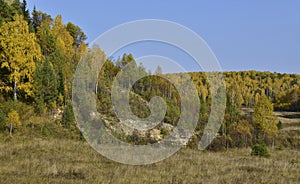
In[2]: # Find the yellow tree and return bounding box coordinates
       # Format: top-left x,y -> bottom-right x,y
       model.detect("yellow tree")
254,94 -> 278,146
51,15 -> 74,62
36,18 -> 56,56
0,14 -> 42,101
6,110 -> 21,135
51,15 -> 74,101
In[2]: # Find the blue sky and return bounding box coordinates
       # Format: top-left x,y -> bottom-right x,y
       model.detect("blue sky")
26,0 -> 299,74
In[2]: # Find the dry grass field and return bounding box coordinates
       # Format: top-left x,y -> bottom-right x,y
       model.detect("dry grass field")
0,111 -> 298,183
0,137 -> 299,184
275,111 -> 300,149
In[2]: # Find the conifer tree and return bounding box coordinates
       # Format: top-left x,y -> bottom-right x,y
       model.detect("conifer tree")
34,58 -> 58,113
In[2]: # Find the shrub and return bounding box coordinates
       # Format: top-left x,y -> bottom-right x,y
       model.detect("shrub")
0,100 -> 16,115
41,126 -> 51,137
0,101 -> 34,121
277,121 -> 283,130
251,143 -> 270,158
6,110 -> 21,135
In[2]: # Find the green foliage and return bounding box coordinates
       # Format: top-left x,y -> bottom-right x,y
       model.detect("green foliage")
41,125 -> 51,137
20,0 -> 32,30
34,58 -> 58,113
66,22 -> 87,47
0,0 -> 30,26
0,0 -> 15,25
0,110 -> 6,131
251,143 -> 270,158
277,121 -> 283,130
62,103 -> 75,128
36,18 -> 56,56
32,6 -> 52,32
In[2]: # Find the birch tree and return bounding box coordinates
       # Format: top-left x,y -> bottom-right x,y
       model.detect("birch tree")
0,14 -> 42,101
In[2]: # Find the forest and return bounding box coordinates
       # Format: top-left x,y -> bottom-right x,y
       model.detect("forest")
0,1 -> 299,183
0,0 -> 299,149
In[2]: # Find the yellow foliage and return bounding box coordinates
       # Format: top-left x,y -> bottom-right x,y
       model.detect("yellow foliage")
0,14 -> 42,98
254,95 -> 278,137
74,43 -> 88,63
51,15 -> 74,62
6,110 -> 21,128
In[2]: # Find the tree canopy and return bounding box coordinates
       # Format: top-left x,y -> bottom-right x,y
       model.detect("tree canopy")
0,14 -> 41,100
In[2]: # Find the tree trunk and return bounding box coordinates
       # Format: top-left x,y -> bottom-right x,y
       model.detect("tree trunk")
9,124 -> 12,135
13,81 -> 17,101
95,82 -> 98,94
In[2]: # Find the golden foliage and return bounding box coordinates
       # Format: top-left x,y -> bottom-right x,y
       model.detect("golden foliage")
51,15 -> 74,62
0,14 -> 42,98
254,94 -> 278,137
6,110 -> 21,128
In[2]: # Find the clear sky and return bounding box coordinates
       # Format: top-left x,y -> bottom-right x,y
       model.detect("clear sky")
26,0 -> 299,74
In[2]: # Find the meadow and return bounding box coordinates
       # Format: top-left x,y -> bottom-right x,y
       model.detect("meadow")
0,120 -> 299,184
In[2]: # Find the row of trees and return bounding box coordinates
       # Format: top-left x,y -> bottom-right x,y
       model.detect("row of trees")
190,71 -> 300,111
0,0 -> 87,133
95,54 -> 293,149
0,1 -> 298,149
0,0 -> 87,104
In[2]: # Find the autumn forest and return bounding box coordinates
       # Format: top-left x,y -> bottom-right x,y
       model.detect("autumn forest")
0,1 -> 299,183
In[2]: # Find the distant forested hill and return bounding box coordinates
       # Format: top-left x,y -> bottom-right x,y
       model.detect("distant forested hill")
190,71 -> 300,111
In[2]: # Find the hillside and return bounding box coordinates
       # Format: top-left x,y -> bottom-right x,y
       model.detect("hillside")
275,111 -> 300,149
92,55 -> 300,150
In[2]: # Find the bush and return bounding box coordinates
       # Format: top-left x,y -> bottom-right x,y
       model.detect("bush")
0,100 -> 34,121
251,143 -> 270,158
0,100 -> 16,115
277,121 -> 283,130
6,110 -> 21,135
41,126 -> 51,137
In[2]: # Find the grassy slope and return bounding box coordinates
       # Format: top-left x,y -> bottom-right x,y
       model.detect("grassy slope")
0,138 -> 299,184
275,111 -> 300,149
